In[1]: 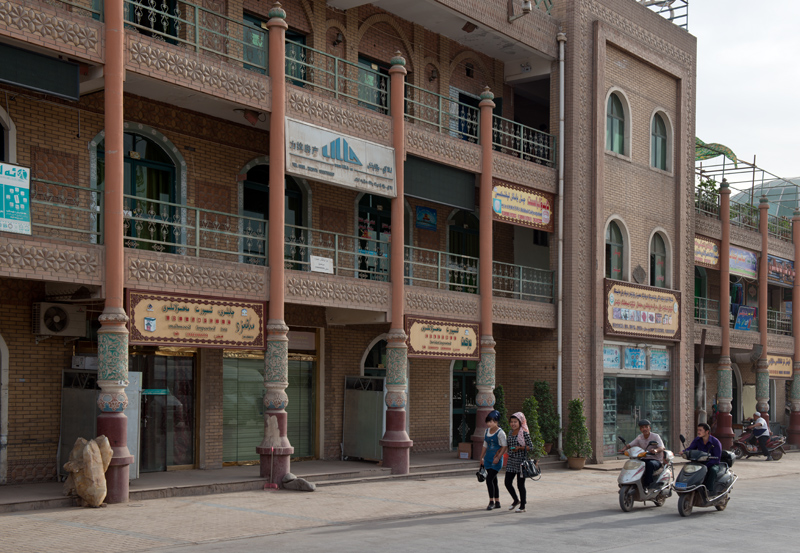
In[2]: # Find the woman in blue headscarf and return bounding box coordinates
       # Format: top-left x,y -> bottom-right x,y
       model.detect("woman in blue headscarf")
479,410 -> 507,510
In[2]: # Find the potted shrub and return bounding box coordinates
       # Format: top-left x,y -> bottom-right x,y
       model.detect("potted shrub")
533,381 -> 561,454
522,395 -> 546,460
563,398 -> 593,470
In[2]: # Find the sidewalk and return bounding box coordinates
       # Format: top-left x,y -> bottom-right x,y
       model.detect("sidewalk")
1,453 -> 798,553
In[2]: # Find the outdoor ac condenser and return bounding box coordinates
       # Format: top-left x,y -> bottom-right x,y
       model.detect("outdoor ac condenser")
32,302 -> 88,337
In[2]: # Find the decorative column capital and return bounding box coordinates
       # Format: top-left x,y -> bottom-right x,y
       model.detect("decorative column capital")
480,86 -> 494,101
268,2 -> 286,19
759,195 -> 769,206
390,50 -> 406,67
720,178 -> 730,191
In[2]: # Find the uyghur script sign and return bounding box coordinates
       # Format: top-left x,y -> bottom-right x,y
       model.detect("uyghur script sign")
491,180 -> 554,232
694,235 -> 720,269
128,290 -> 265,349
285,118 -> 396,198
730,245 -> 758,279
767,355 -> 792,379
405,316 -> 479,360
604,280 -> 681,342
0,162 -> 31,235
767,254 -> 795,288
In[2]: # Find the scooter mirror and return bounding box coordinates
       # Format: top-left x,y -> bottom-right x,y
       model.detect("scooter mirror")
618,436 -> 626,443
679,434 -> 686,443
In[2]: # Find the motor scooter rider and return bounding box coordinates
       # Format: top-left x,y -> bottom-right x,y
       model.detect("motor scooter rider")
619,420 -> 665,488
682,423 -> 722,490
746,411 -> 772,461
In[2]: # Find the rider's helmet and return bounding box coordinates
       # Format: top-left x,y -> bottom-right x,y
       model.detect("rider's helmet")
638,419 -> 652,427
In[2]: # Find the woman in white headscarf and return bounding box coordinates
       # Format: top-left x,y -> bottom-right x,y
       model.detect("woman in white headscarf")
505,411 -> 534,512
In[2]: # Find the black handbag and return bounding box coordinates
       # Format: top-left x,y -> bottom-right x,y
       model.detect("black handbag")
521,458 -> 541,480
476,466 -> 488,482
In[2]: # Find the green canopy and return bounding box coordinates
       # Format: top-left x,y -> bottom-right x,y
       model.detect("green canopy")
696,137 -> 738,167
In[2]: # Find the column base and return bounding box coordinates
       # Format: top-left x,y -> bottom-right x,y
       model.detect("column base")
256,446 -> 293,486
381,409 -> 412,475
97,413 -> 134,504
788,411 -> 800,446
713,412 -> 736,450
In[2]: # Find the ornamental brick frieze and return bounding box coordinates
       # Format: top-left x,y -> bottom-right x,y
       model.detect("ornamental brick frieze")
768,334 -> 795,356
693,324 -> 721,346
0,238 -> 100,279
0,1 -> 100,58
492,298 -> 556,329
404,290 -> 479,318
285,275 -> 389,309
286,88 -> 391,144
492,153 -> 556,194
405,128 -> 481,172
127,257 -> 265,294
767,236 -> 794,261
128,38 -> 267,103
730,329 -> 759,352
694,215 -> 721,240
729,225 -> 761,252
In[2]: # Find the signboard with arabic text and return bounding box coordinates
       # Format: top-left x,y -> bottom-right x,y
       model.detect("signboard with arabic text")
767,254 -> 795,288
604,280 -> 681,342
730,245 -> 758,279
491,180 -> 554,232
128,290 -> 265,349
405,316 -> 479,360
694,235 -> 720,269
0,162 -> 31,235
767,355 -> 792,379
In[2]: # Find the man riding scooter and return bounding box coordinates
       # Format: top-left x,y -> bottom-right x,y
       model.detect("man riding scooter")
620,420 -> 665,488
682,422 -> 722,489
746,411 -> 772,461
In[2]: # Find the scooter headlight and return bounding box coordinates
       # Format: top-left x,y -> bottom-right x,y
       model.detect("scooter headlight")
623,460 -> 641,470
683,464 -> 703,474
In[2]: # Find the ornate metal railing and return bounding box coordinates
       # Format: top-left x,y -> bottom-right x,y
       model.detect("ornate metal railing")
492,115 -> 555,167
694,296 -> 719,326
694,191 -> 719,218
492,262 -> 554,303
767,309 -> 792,336
404,246 -> 479,293
285,40 -> 389,113
729,199 -> 759,232
767,213 -> 792,242
404,83 -> 479,142
284,224 -> 390,280
122,0 -> 265,72
52,0 -> 104,19
30,178 -> 102,244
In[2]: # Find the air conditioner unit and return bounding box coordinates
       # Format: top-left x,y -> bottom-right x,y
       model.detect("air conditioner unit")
32,302 -> 88,337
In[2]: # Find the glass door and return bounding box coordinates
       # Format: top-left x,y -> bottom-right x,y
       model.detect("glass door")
452,361 -> 477,448
612,376 -> 670,453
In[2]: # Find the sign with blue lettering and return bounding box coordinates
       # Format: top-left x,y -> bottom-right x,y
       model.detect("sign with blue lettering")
0,162 -> 31,235
285,118 -> 396,197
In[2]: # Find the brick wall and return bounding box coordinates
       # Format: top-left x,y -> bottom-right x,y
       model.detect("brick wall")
198,348 -> 224,470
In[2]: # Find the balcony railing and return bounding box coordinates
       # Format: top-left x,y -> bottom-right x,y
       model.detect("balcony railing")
122,0 -> 264,72
404,246 -> 478,294
694,297 -> 720,326
30,178 -> 102,244
492,262 -> 554,303
404,83 -> 479,142
767,213 -> 792,242
286,40 -> 389,113
694,191 -> 719,219
729,199 -> 759,232
767,309 -> 792,336
492,115 -> 555,167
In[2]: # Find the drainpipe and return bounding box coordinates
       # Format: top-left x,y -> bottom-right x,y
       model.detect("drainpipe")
0,335 -> 7,484
556,31 -> 566,461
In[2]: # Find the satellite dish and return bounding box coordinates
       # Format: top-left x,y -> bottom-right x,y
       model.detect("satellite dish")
44,305 -> 69,333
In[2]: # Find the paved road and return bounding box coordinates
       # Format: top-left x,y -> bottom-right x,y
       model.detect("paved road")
149,474 -> 799,553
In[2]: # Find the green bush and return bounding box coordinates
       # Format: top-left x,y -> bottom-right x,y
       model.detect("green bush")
522,396 -> 546,459
493,385 -> 510,434
563,398 -> 593,459
533,381 -> 561,445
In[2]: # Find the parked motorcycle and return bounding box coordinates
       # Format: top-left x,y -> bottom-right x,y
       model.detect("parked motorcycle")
617,436 -> 673,512
732,428 -> 786,461
674,434 -> 738,517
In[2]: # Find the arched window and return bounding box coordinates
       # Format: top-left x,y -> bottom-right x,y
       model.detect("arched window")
650,233 -> 667,288
605,221 -> 624,279
651,113 -> 668,170
606,93 -> 625,155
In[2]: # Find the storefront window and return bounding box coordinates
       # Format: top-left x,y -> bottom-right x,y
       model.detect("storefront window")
358,195 -> 391,281
650,233 -> 667,288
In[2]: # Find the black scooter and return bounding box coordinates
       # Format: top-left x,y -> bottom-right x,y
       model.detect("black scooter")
674,434 -> 738,517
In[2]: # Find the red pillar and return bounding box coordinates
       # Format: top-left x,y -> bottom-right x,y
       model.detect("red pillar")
715,180 -> 735,449
789,209 -> 800,445
757,196 -> 770,424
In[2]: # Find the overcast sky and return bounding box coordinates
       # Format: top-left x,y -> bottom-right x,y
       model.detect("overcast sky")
690,1 -> 800,181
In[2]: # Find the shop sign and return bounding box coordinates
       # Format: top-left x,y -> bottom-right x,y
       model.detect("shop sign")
285,118 -> 396,198
0,162 -> 31,235
128,290 -> 265,349
694,235 -> 720,269
623,347 -> 646,370
604,280 -> 681,342
310,255 -> 334,274
287,331 -> 316,351
491,180 -> 554,232
650,349 -> 670,371
767,254 -> 795,288
767,355 -> 792,379
733,306 -> 756,330
405,316 -> 479,360
730,245 -> 758,279
415,206 -> 437,230
603,345 -> 621,369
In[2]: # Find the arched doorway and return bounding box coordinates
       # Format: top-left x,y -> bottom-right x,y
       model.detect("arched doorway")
451,359 -> 477,448
448,210 -> 479,293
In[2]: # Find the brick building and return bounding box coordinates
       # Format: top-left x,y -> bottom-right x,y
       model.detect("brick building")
6,0 -> 765,498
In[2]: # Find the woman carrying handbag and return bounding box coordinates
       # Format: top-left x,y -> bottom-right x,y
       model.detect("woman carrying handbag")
479,410 -> 507,510
505,412 -> 535,513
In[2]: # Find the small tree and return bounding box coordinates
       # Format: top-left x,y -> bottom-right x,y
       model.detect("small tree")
522,395 -> 546,459
493,385 -> 510,435
533,381 -> 561,445
563,398 -> 593,459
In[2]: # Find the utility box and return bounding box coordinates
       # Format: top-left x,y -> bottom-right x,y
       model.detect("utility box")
342,376 -> 385,461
